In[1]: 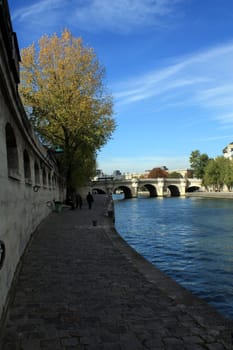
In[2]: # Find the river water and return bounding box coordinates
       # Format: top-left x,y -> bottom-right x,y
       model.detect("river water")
113,195 -> 233,320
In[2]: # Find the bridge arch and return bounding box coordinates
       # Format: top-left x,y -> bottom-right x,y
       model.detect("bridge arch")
186,186 -> 201,192
167,185 -> 180,197
113,185 -> 132,199
139,184 -> 157,197
92,188 -> 106,194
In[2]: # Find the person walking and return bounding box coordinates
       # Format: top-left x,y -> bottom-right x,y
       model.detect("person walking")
76,193 -> 83,209
86,192 -> 94,209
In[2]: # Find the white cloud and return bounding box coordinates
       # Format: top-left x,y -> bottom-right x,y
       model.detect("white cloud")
113,42 -> 233,117
198,134 -> 233,142
198,85 -> 233,109
214,112 -> 233,127
72,0 -> 183,32
12,0 -> 63,22
11,0 -> 183,33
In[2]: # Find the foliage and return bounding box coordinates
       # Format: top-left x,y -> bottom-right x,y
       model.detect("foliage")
185,169 -> 194,178
203,156 -> 233,190
70,148 -> 97,188
147,168 -> 168,178
167,171 -> 183,178
189,150 -> 209,179
19,29 -> 116,192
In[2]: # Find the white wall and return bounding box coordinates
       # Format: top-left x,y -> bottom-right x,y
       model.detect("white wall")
0,93 -> 64,320
0,2 -> 65,319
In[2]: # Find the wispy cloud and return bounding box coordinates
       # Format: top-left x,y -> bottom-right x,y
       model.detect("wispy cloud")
113,42 -> 233,120
11,0 -> 183,33
198,85 -> 233,108
214,112 -> 233,128
12,0 -> 64,22
72,0 -> 183,33
198,134 -> 233,142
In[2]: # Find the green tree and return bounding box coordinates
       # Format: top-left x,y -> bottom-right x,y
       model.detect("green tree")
203,156 -> 233,191
167,171 -> 183,178
19,29 -> 116,195
223,159 -> 233,190
185,169 -> 194,178
202,159 -> 221,190
189,150 -> 209,179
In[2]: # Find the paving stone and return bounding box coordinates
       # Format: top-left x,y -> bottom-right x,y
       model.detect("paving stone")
86,344 -> 109,350
184,345 -> 206,350
206,344 -> 227,350
1,343 -> 21,350
40,339 -> 62,350
163,336 -> 184,347
182,336 -> 203,344
101,343 -> 122,350
20,339 -> 41,350
61,337 -> 80,346
144,336 -> 164,349
119,333 -> 144,349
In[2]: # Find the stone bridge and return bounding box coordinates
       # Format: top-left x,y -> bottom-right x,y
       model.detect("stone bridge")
91,178 -> 203,198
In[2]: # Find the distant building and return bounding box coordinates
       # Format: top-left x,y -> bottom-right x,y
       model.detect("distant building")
96,169 -> 104,176
223,142 -> 233,159
93,168 -> 194,180
123,172 -> 145,179
112,170 -> 122,177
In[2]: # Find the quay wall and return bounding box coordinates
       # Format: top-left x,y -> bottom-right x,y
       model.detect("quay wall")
185,192 -> 233,199
0,1 -> 65,321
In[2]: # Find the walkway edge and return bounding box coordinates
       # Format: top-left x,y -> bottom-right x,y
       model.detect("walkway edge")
186,192 -> 233,199
104,224 -> 233,329
0,212 -> 53,335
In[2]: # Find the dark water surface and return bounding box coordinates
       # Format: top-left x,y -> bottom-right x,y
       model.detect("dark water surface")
114,196 -> 233,320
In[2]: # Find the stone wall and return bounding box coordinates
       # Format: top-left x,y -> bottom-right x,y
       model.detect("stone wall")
0,0 -> 65,320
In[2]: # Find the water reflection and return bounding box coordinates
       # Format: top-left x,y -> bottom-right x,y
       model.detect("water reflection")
114,197 -> 233,320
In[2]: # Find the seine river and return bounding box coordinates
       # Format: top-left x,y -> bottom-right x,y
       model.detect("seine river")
113,195 -> 233,320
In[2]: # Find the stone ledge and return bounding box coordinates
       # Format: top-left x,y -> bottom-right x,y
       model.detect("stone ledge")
104,225 -> 233,329
186,192 -> 233,199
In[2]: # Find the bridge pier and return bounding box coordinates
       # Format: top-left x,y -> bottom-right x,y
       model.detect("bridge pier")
179,180 -> 187,196
131,180 -> 138,198
156,179 -> 165,196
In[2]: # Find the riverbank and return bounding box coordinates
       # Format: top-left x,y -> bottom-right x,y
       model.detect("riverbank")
1,194 -> 233,349
186,191 -> 233,199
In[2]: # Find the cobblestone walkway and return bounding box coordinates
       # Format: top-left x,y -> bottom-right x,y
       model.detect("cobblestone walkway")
1,195 -> 233,349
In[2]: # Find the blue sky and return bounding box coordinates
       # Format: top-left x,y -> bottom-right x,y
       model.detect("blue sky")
8,0 -> 233,174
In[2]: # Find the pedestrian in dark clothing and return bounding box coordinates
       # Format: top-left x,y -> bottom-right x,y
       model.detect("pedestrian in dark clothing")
70,191 -> 76,210
76,193 -> 83,209
86,192 -> 94,209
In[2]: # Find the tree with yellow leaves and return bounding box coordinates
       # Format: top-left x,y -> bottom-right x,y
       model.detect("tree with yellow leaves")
147,168 -> 168,178
19,29 -> 115,195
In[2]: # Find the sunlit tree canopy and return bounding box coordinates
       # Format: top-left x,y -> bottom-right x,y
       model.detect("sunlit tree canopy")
147,168 -> 168,178
189,150 -> 209,179
203,156 -> 233,191
19,29 -> 116,193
